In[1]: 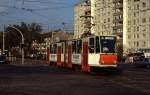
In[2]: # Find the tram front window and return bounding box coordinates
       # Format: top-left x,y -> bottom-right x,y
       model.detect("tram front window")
100,37 -> 116,53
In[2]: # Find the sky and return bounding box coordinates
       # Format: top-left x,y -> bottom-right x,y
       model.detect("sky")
0,0 -> 80,32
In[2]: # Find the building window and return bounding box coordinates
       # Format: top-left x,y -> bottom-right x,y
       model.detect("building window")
134,26 -> 136,32
128,42 -> 131,46
137,19 -> 139,23
128,21 -> 131,25
128,28 -> 131,32
128,35 -> 131,39
134,12 -> 136,17
137,42 -> 139,47
133,19 -> 136,24
143,33 -> 146,38
137,34 -> 139,38
104,19 -> 106,23
143,41 -> 146,46
142,2 -> 146,7
137,26 -> 139,31
108,18 -> 110,22
134,0 -> 140,2
134,34 -> 136,38
137,4 -> 139,10
134,42 -> 136,46
142,18 -> 146,23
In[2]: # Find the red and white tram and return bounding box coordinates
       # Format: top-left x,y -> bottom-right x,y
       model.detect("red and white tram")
46,36 -> 117,72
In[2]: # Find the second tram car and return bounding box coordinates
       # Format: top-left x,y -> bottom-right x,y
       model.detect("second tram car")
47,36 -> 117,72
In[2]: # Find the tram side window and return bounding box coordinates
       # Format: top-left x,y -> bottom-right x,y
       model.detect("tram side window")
89,38 -> 95,53
77,40 -> 82,53
96,37 -> 100,53
61,43 -> 64,53
72,41 -> 77,53
50,45 -> 53,54
53,44 -> 57,54
65,43 -> 68,53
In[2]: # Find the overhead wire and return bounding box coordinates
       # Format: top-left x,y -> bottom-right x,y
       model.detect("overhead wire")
0,0 -> 75,30
23,0 -> 70,5
0,3 -> 73,23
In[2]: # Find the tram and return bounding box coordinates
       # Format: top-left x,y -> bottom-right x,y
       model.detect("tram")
46,35 -> 118,72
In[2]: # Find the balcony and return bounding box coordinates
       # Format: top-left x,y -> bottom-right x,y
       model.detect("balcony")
113,25 -> 123,30
114,3 -> 123,9
113,18 -> 123,23
84,23 -> 92,28
113,11 -> 123,16
81,0 -> 91,6
84,20 -> 91,24
113,0 -> 123,3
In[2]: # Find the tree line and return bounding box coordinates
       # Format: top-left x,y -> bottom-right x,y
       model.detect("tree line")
0,22 -> 43,56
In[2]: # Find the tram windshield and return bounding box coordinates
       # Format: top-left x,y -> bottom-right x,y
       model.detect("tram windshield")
100,36 -> 116,53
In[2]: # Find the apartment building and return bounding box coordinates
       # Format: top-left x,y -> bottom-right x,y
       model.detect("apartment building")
113,0 -> 123,36
74,0 -> 91,39
74,0 -> 150,54
123,0 -> 150,53
92,0 -> 114,36
74,0 -> 123,36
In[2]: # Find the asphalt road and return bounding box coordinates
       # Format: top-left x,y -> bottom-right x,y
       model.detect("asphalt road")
0,63 -> 150,95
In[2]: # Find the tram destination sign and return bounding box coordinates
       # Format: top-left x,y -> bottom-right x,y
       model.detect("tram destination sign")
101,36 -> 115,40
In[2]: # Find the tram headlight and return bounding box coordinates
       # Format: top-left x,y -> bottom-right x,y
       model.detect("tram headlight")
113,60 -> 117,64
101,61 -> 105,64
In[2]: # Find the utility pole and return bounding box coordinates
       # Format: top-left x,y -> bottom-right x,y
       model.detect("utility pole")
62,22 -> 66,32
3,25 -> 5,53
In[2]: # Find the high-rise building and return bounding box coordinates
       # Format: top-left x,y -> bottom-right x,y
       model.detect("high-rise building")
92,0 -> 114,36
74,0 -> 123,37
123,0 -> 150,53
113,0 -> 123,34
74,0 -> 150,54
74,0 -> 91,39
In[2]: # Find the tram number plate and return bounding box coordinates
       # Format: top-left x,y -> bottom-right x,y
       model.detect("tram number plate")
51,55 -> 56,61
72,54 -> 81,63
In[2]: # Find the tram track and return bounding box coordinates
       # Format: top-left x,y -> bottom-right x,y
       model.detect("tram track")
90,66 -> 150,94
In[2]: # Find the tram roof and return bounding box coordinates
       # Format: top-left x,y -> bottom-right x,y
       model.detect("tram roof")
49,35 -> 116,44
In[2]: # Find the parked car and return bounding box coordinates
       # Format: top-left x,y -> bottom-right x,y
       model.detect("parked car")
0,54 -> 7,64
125,52 -> 144,64
134,57 -> 150,68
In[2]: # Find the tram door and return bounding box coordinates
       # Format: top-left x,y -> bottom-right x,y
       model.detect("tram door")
82,38 -> 90,72
68,41 -> 72,68
57,43 -> 62,66
46,47 -> 50,64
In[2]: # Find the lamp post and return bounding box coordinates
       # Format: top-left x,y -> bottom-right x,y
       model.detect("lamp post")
8,26 -> 24,65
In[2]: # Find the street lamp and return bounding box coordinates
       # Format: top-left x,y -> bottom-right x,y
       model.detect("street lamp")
8,26 -> 25,65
